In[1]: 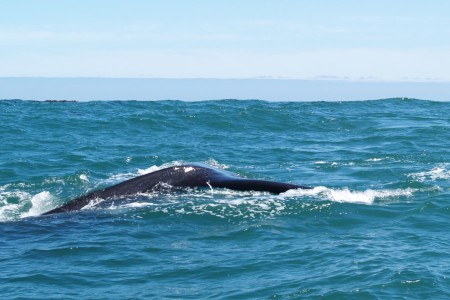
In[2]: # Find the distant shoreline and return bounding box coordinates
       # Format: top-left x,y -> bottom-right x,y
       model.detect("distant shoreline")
1,77 -> 449,101
0,97 -> 433,103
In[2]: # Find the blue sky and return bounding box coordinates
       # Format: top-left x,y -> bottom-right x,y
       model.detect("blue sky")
1,0 -> 450,81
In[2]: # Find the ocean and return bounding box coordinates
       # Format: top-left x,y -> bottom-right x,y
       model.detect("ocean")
0,99 -> 449,299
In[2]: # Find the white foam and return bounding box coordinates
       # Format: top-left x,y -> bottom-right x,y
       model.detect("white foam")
409,164 -> 450,182
0,191 -> 53,222
314,161 -> 345,167
121,202 -> 155,208
0,204 -> 21,222
366,157 -> 391,162
43,177 -> 65,184
20,191 -> 55,218
0,190 -> 31,221
281,186 -> 414,205
79,174 -> 89,182
186,199 -> 287,219
367,158 -> 383,162
206,158 -> 229,169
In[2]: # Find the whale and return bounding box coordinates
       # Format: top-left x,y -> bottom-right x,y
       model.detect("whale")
42,164 -> 311,215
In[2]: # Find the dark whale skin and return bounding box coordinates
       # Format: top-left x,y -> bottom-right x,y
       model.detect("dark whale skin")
42,164 -> 311,215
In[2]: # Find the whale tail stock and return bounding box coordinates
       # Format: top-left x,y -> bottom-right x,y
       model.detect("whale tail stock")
42,164 -> 311,215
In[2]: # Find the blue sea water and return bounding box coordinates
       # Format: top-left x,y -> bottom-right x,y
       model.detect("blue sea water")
0,99 -> 449,299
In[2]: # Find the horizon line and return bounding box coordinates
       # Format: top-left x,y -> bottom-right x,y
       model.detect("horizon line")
1,76 -> 450,84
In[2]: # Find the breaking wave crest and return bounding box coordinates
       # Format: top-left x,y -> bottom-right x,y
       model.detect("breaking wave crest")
0,189 -> 55,222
